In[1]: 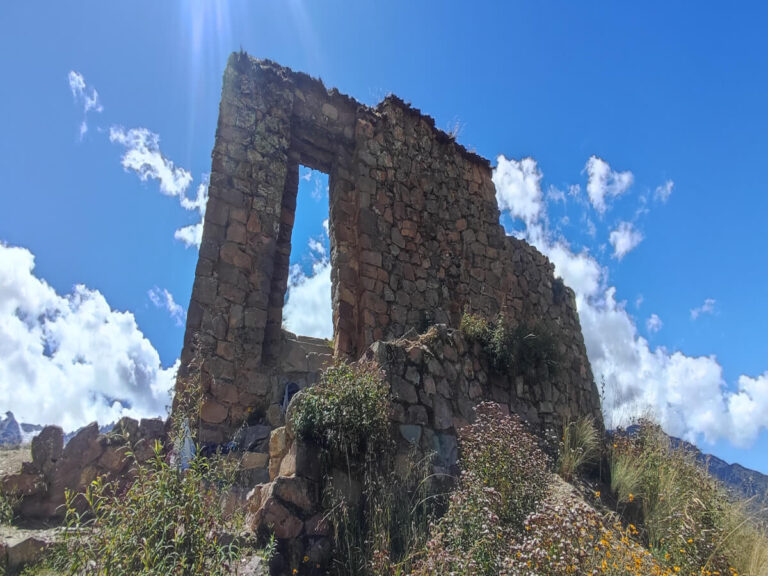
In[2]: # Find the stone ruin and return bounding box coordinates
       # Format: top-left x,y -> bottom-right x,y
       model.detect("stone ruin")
1,53 -> 603,573
180,53 -> 601,443
173,53 -> 603,569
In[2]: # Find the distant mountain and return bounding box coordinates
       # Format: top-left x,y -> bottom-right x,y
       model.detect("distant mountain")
0,411 -> 22,446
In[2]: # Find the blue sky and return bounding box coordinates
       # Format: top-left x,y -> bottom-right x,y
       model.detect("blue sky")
0,1 -> 766,472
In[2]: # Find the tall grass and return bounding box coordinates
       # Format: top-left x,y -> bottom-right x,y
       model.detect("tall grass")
610,421 -> 768,575
557,416 -> 600,481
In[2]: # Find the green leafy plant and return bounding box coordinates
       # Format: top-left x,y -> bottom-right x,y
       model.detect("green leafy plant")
460,312 -> 558,376
53,440 -> 245,576
291,362 -> 390,458
0,487 -> 17,525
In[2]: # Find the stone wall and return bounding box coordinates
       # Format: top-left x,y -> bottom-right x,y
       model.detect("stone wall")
1,418 -> 166,520
178,53 -> 601,447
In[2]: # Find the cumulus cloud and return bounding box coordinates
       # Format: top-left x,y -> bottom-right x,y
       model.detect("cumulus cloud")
282,237 -> 332,339
109,126 -> 208,248
0,243 -> 176,431
585,156 -> 633,215
148,286 -> 185,326
68,71 -> 103,139
609,221 -> 643,260
654,179 -> 674,203
493,156 -> 544,226
691,298 -> 716,320
495,155 -> 768,448
646,313 -> 663,334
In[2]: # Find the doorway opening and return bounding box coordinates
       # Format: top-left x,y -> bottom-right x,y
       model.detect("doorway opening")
281,165 -> 332,340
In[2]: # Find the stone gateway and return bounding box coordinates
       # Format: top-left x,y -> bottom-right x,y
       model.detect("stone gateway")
177,54 -> 601,450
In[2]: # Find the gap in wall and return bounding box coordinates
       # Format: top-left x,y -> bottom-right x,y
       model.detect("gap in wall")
281,165 -> 333,340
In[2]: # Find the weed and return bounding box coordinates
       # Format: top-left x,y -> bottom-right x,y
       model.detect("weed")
52,441 -> 244,576
460,312 -> 558,377
0,487 -> 17,525
291,362 -> 390,458
557,416 -> 600,481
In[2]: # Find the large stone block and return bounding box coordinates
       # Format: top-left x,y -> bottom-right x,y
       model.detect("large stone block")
31,426 -> 63,477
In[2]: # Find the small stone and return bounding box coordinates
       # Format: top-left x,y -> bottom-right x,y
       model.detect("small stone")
258,497 -> 303,539
433,396 -> 453,430
272,476 -> 317,513
201,399 -> 228,424
399,424 -> 422,445
242,452 -> 269,470
321,103 -> 338,120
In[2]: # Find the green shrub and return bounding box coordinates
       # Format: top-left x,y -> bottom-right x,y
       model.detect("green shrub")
54,441 -> 245,576
291,363 -> 443,576
291,362 -> 390,458
557,416 -> 600,481
460,312 -> 558,376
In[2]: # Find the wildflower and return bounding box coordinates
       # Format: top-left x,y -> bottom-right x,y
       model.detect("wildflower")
628,493 -> 634,502
595,491 -> 601,498
303,555 -> 309,562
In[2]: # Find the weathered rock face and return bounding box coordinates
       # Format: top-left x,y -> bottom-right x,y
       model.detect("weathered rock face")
176,53 -> 602,444
2,418 -> 166,521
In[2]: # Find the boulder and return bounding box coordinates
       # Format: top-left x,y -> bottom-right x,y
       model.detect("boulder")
31,426 -> 63,477
63,422 -> 103,466
5,533 -> 56,574
1,473 -> 46,498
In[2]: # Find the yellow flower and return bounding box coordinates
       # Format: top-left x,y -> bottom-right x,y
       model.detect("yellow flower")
303,555 -> 309,562
595,491 -> 601,498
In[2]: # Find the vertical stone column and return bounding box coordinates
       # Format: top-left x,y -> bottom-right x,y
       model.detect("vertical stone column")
181,56 -> 295,442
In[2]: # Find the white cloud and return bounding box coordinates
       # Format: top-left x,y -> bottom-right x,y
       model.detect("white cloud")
0,243 -> 175,431
68,71 -> 103,139
282,258 -> 332,339
109,126 -> 208,248
691,298 -> 716,320
492,156 -> 544,226
654,179 -> 674,203
148,286 -> 185,326
174,179 -> 208,249
546,185 -> 566,204
609,221 -> 643,260
585,156 -> 633,215
110,127 -> 193,197
646,313 -> 662,334
494,155 -> 768,448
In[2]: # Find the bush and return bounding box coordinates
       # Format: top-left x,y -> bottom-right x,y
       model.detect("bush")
411,403 -> 550,576
291,362 -> 390,458
557,416 -> 600,481
54,441 -> 245,576
460,312 -> 558,376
